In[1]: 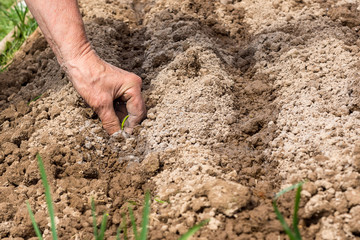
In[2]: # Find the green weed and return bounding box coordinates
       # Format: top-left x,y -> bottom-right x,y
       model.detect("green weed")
28,95 -> 42,105
154,196 -> 170,204
0,0 -> 16,9
0,1 -> 38,70
27,154 -> 209,240
273,181 -> 304,240
91,198 -> 109,240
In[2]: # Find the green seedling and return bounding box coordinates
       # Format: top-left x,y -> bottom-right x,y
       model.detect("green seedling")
26,154 -> 58,240
121,115 -> 129,130
118,191 -> 208,240
26,201 -> 43,240
0,1 -> 33,40
127,200 -> 137,206
178,219 -> 210,240
273,181 -> 304,240
154,196 -> 169,204
28,154 -> 208,240
28,94 -> 42,105
0,1 -> 38,70
0,0 -> 16,9
91,198 -> 109,240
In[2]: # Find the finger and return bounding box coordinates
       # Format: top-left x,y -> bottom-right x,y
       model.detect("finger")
122,90 -> 146,134
97,102 -> 121,135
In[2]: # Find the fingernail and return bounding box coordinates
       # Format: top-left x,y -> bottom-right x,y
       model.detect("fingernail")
121,115 -> 129,130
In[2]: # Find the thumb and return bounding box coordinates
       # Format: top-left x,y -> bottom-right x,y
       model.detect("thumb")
97,102 -> 121,135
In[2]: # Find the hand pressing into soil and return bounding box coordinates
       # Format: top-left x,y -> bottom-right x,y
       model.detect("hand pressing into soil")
25,0 -> 146,134
65,51 -> 146,134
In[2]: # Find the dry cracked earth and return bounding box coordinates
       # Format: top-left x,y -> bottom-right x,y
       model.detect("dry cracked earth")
1,0 -> 360,239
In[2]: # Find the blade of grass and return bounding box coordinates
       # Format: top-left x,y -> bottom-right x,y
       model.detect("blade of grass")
97,213 -> 109,240
154,196 -> 169,204
178,219 -> 210,240
128,206 -> 138,240
28,95 -> 42,105
274,182 -> 304,200
91,198 -> 98,239
293,184 -> 303,239
26,201 -> 43,240
272,201 -> 296,240
273,181 -> 304,240
139,191 -> 151,240
36,154 -> 58,240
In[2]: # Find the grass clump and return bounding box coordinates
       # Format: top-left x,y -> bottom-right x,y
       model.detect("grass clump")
0,1 -> 38,70
273,181 -> 304,240
91,198 -> 109,240
116,191 -> 209,240
0,0 -> 16,9
28,154 -> 208,239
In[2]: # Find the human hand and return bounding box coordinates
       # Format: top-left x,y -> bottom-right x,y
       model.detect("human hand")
64,51 -> 146,135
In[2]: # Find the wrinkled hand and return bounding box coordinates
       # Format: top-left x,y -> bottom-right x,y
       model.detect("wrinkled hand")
64,51 -> 146,135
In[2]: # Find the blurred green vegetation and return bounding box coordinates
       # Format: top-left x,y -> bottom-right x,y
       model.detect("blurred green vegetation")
0,0 -> 38,70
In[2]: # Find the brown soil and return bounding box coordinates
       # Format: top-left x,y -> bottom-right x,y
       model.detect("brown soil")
1,0 -> 360,239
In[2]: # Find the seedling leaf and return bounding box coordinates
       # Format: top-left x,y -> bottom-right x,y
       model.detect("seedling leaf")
36,154 -> 58,240
273,181 -> 304,240
178,219 -> 210,240
273,201 -> 296,240
274,182 -> 304,200
154,196 -> 169,204
26,201 -> 43,240
293,184 -> 303,239
98,213 -> 109,240
128,206 -> 138,240
28,95 -> 42,105
139,191 -> 151,240
121,115 -> 129,130
127,200 -> 137,206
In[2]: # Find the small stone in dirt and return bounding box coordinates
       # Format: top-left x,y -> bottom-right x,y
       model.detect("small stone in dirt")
141,152 -> 160,174
15,101 -> 30,116
345,189 -> 360,207
49,105 -> 61,119
1,142 -> 18,156
208,217 -> 222,230
191,197 -> 210,212
303,182 -> 317,196
304,195 -> 333,219
198,179 -> 251,217
330,192 -> 348,214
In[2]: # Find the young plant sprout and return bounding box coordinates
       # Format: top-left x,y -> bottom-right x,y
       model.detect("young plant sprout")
27,154 -> 209,240
273,181 -> 304,240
